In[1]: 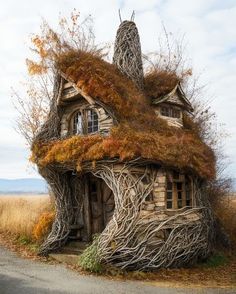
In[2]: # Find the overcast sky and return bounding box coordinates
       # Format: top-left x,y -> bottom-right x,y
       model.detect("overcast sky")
0,0 -> 235,179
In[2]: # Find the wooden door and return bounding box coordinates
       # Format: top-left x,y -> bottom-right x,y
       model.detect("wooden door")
88,175 -> 115,237
89,176 -> 103,235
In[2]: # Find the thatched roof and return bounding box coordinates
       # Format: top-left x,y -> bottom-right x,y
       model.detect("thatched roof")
31,50 -> 216,180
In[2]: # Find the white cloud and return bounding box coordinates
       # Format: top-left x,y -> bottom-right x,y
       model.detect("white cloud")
0,0 -> 235,178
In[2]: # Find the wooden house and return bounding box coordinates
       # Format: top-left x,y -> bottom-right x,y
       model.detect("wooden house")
33,20 -> 215,270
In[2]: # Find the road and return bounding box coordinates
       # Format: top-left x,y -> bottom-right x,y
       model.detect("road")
0,246 -> 234,294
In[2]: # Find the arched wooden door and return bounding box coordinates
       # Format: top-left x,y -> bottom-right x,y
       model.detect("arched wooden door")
84,175 -> 115,240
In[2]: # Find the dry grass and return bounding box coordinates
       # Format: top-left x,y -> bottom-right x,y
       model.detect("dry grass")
212,194 -> 236,249
0,195 -> 51,239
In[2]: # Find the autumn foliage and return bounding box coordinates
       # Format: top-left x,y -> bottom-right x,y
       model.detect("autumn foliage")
32,121 -> 215,179
32,211 -> 55,242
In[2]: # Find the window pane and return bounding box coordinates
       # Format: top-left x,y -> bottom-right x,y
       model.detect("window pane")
167,181 -> 172,190
161,107 -> 169,117
167,191 -> 173,199
178,200 -> 182,208
73,112 -> 82,134
87,109 -> 99,133
178,191 -> 182,199
167,201 -> 172,209
173,109 -> 181,118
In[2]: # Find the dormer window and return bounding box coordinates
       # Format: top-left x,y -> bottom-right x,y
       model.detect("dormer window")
161,106 -> 181,119
72,109 -> 99,135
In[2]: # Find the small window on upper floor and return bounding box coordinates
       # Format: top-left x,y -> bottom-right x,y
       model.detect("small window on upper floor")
72,109 -> 99,135
161,106 -> 181,119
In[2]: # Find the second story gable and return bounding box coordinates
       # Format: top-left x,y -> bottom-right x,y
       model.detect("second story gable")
57,75 -> 114,138
151,83 -> 193,128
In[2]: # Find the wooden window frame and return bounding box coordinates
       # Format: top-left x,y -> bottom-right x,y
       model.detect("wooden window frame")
71,108 -> 99,135
160,106 -> 181,119
166,172 -> 193,210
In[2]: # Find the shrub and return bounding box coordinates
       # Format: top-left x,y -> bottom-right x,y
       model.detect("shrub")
79,235 -> 102,273
18,235 -> 31,245
32,211 -> 55,242
201,252 -> 228,268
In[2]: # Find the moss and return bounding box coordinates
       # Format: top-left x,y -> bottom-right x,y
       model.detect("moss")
30,50 -> 216,181
56,50 -> 149,121
32,122 -> 215,180
144,69 -> 180,99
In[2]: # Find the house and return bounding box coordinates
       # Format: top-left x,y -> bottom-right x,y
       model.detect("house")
32,20 -> 215,270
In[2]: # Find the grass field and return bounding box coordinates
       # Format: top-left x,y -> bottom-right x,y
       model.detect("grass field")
0,194 -> 51,239
0,193 -> 235,243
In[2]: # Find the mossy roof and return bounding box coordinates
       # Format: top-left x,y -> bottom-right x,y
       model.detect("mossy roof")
32,51 -> 216,180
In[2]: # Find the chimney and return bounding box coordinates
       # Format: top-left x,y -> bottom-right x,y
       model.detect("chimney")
113,20 -> 144,88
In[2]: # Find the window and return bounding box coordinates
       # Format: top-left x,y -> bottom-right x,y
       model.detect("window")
177,182 -> 183,208
166,173 -> 193,210
166,181 -> 173,209
161,106 -> 181,119
72,108 -> 99,135
172,109 -> 181,118
161,106 -> 169,117
87,109 -> 99,133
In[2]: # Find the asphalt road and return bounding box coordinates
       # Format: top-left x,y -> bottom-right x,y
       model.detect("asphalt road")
0,246 -> 234,294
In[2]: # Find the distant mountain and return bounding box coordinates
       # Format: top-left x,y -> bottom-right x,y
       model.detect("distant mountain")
0,178 -> 47,194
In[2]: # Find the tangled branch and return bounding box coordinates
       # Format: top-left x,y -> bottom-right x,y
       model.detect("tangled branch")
92,164 -> 214,270
113,21 -> 144,88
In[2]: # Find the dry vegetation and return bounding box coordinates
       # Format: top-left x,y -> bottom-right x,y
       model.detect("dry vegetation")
0,195 -> 52,240
0,195 -> 235,286
214,195 -> 236,248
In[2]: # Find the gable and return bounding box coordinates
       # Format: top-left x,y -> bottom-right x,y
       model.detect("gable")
58,73 -> 96,106
58,75 -> 114,138
152,84 -> 193,112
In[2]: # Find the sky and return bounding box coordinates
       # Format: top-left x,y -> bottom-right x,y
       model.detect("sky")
0,0 -> 235,179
